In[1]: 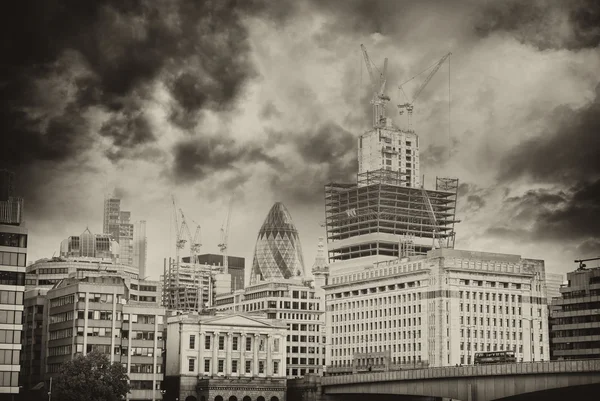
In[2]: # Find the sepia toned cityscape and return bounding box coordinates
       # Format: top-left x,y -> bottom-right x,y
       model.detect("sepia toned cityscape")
2,1 -> 600,401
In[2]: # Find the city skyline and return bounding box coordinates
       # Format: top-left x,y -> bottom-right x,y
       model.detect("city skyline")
2,1 -> 600,281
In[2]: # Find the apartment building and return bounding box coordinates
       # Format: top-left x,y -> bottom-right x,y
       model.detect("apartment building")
165,312 -> 287,401
25,275 -> 165,401
550,266 -> 600,360
325,249 -> 550,372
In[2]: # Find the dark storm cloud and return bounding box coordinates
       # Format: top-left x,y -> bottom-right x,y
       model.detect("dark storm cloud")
499,82 -> 600,184
486,180 -> 600,247
172,136 -> 282,183
474,0 -> 600,50
1,0 -> 296,212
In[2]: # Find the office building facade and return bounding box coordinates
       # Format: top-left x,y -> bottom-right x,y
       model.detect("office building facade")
214,278 -> 326,378
325,249 -> 550,372
550,266 -> 600,360
0,170 -> 26,398
165,312 -> 287,401
103,198 -> 147,273
183,254 -> 246,292
59,228 -> 120,261
250,203 -> 305,286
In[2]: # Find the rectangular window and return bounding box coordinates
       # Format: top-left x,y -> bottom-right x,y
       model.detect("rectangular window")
245,360 -> 251,374
189,335 -> 196,349
205,335 -> 211,350
246,336 -> 252,351
273,361 -> 279,375
188,358 -> 195,372
204,359 -> 211,373
218,360 -> 224,373
232,360 -> 238,373
232,336 -> 238,351
219,336 -> 225,350
259,360 -> 265,374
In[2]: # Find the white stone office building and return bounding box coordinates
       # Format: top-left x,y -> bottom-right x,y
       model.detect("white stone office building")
214,278 -> 326,377
325,249 -> 550,372
165,313 -> 287,401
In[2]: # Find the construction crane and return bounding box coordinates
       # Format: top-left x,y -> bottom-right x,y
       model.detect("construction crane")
361,44 -> 391,128
171,196 -> 188,309
575,257 -> 600,270
218,198 -> 234,274
180,210 -> 202,264
397,52 -> 451,130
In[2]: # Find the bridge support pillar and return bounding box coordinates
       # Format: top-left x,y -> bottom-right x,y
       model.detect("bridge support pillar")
467,383 -> 476,401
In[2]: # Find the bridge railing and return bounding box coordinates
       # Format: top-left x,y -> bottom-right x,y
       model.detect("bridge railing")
321,358 -> 600,386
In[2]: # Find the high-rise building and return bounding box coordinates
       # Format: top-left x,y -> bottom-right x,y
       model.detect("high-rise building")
59,228 -> 120,261
358,123 -> 420,188
103,197 -> 146,273
249,203 -> 305,285
183,254 -> 245,291
549,265 -> 600,360
164,312 -> 287,401
545,272 -> 564,302
133,220 -> 147,278
0,169 -> 26,397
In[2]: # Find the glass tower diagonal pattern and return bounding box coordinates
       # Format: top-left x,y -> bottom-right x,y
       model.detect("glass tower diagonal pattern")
250,202 -> 305,285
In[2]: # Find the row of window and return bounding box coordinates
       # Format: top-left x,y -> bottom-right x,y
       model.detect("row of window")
51,310 -> 164,325
0,232 -> 27,248
332,317 -> 421,334
130,380 -> 161,390
0,290 -> 23,305
189,358 -> 277,375
286,346 -> 324,354
129,284 -> 158,292
191,335 -> 276,352
0,371 -> 18,387
333,292 -> 420,310
37,268 -> 68,275
0,330 -> 19,344
0,271 -> 25,286
0,251 -> 26,267
0,349 -> 18,365
0,310 -> 22,325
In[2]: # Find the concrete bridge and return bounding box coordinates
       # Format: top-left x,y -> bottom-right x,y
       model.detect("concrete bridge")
288,360 -> 600,401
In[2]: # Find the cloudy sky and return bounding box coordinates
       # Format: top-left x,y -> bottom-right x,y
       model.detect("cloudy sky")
2,0 -> 599,280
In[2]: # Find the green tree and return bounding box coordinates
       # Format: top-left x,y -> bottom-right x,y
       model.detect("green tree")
53,351 -> 131,401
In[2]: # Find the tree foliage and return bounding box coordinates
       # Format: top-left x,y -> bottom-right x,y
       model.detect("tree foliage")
53,351 -> 131,401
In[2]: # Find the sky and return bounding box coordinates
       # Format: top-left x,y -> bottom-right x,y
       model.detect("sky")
1,0 -> 599,281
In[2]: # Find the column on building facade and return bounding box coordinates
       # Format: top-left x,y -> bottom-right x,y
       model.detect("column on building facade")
212,332 -> 219,373
82,294 -> 89,354
253,333 -> 260,375
226,331 -> 232,375
109,293 -> 117,363
240,331 -> 246,376
266,334 -> 272,377
198,331 -> 205,373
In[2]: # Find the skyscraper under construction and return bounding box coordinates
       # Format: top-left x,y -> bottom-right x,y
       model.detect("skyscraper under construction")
325,46 -> 459,271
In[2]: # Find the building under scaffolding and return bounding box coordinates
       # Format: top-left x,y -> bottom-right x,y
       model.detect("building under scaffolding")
161,257 -> 220,312
325,169 -> 459,262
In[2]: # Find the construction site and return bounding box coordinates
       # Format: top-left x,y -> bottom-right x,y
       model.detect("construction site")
161,197 -> 235,312
325,45 -> 459,262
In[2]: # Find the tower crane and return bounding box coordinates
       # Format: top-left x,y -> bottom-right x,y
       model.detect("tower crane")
397,52 -> 451,130
171,196 -> 188,309
420,186 -> 445,250
361,44 -> 391,128
218,198 -> 234,274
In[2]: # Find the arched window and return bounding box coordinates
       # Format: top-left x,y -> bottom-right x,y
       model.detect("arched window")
270,397 -> 279,401
229,396 -> 238,401
215,396 -> 224,401
257,396 -> 265,401
243,396 -> 252,401
186,397 -> 198,401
